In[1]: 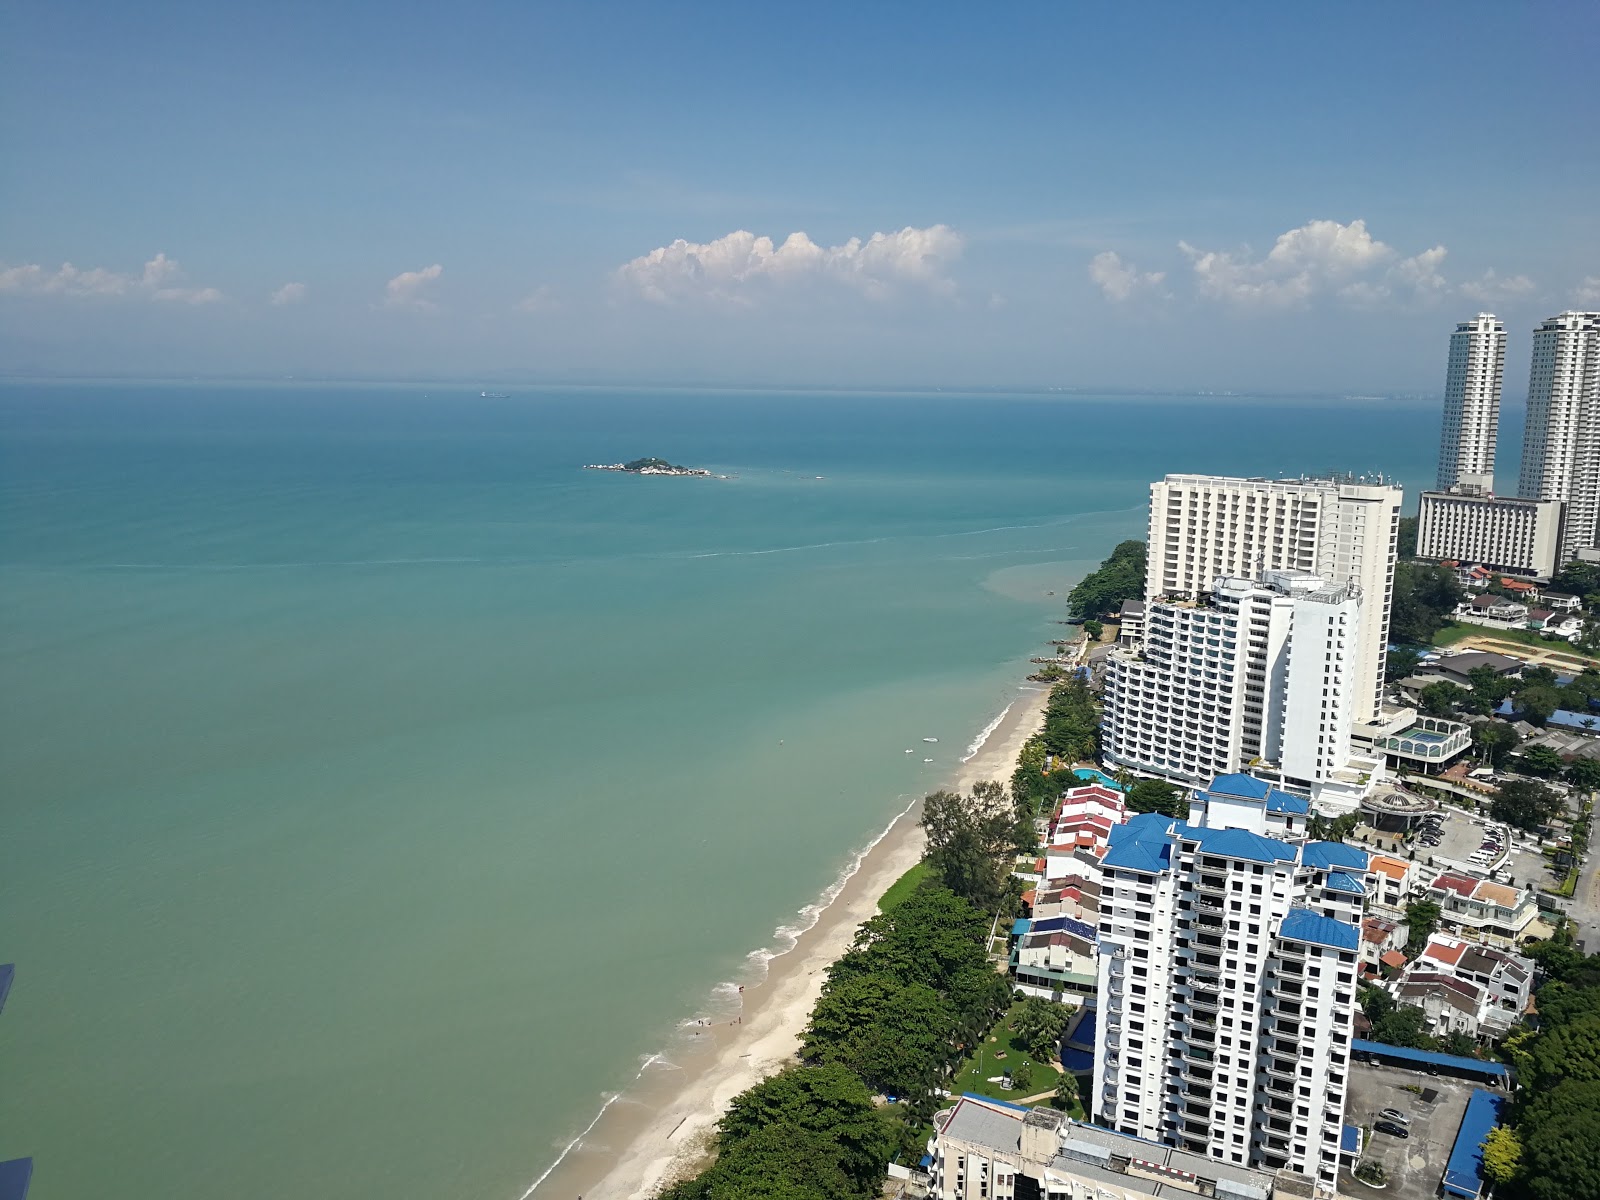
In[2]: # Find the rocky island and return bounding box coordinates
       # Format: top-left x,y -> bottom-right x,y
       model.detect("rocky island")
584,457 -> 717,477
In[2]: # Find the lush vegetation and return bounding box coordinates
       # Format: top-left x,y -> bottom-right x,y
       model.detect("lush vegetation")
1396,515 -> 1418,560
1493,932 -> 1600,1200
1067,540 -> 1146,620
920,782 -> 1031,914
1492,779 -> 1563,833
1011,673 -> 1102,817
876,862 -> 934,913
1125,777 -> 1186,818
1390,561 -> 1466,645
953,998 -> 1078,1107
1403,900 -> 1440,955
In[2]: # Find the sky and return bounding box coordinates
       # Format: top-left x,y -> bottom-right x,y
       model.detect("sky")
2,0 -> 1597,391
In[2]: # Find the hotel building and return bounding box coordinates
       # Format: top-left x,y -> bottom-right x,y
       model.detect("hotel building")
1102,572 -> 1363,794
1416,490 -> 1564,579
1090,775 -> 1366,1198
1518,311 -> 1600,565
1144,474 -> 1402,723
1436,313 -> 1507,493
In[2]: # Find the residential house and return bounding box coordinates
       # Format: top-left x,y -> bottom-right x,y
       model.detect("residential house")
1359,916 -> 1408,973
1420,650 -> 1524,689
1545,592 -> 1582,612
1414,933 -> 1534,1034
1366,855 -> 1417,915
1426,872 -> 1540,945
1452,593 -> 1531,628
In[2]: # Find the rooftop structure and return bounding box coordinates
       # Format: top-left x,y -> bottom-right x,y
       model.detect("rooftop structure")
1442,1089 -> 1510,1200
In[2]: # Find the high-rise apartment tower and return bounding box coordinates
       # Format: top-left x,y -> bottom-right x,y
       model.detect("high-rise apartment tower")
1518,311 -> 1600,565
1144,474 -> 1403,722
1436,313 -> 1506,492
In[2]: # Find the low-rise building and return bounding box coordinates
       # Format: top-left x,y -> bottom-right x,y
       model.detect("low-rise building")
1359,915 -> 1408,972
1413,933 -> 1534,1034
1417,489 -> 1564,580
1418,650 -> 1523,689
1427,872 -> 1540,945
1453,594 -> 1531,627
1365,854 -> 1417,914
929,1096 -> 1290,1200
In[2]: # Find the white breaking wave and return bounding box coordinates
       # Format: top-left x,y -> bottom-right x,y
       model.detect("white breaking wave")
960,703 -> 1013,763
515,1054 -> 673,1200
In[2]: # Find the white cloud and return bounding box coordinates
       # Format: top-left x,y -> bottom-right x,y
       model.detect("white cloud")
615,225 -> 963,304
1088,251 -> 1166,301
384,263 -> 443,310
1577,277 -> 1600,305
0,252 -> 221,303
270,282 -> 307,306
1458,269 -> 1536,304
1177,219 -> 1453,309
515,284 -> 559,314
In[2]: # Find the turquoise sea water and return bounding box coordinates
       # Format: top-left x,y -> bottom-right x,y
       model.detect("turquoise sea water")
0,384 -> 1440,1200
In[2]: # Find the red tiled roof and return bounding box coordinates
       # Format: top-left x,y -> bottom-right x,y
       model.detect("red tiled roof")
1381,950 -> 1408,968
1423,939 -> 1467,966
1432,873 -> 1478,898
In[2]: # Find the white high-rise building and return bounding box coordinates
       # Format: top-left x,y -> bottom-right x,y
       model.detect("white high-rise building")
1091,776 -> 1366,1198
1436,314 -> 1506,492
1145,474 -> 1402,722
1416,490 -> 1564,579
1518,311 -> 1600,565
1102,572 -> 1362,793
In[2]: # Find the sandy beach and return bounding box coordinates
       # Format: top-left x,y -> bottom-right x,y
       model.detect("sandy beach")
533,680 -> 1055,1200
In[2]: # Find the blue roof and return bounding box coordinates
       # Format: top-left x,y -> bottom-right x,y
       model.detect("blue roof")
1495,698 -> 1516,716
962,1091 -> 1030,1112
1100,812 -> 1175,873
0,1159 -> 30,1200
1279,906 -> 1360,951
1547,708 -> 1600,731
1352,1040 -> 1510,1078
1031,915 -> 1096,940
1327,871 -> 1368,896
1191,824 -> 1298,865
1267,791 -> 1310,814
1207,772 -> 1271,799
1442,1089 -> 1509,1198
1012,918 -> 1032,937
0,964 -> 12,1016
1341,1124 -> 1361,1154
1300,841 -> 1369,870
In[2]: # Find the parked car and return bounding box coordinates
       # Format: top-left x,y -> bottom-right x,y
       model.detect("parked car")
1374,1121 -> 1410,1139
1378,1108 -> 1411,1125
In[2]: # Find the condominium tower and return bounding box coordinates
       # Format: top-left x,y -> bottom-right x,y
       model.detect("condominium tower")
1518,311 -> 1600,565
1144,474 -> 1403,722
1092,775 -> 1366,1199
1102,571 -> 1363,793
1436,313 -> 1507,492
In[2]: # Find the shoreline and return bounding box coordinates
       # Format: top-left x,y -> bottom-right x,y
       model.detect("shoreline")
529,678 -> 1055,1200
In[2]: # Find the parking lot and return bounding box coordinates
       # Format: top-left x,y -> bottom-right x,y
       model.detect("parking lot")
1343,1061 -> 1478,1200
1409,806 -> 1549,889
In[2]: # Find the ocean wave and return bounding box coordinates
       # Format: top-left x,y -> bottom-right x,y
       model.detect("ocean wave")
960,703 -> 1013,763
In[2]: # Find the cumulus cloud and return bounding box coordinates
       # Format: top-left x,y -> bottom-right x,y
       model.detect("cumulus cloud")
0,252 -> 222,304
1176,219 -> 1454,309
516,284 -> 559,314
1456,270 -> 1536,304
615,225 -> 963,304
1577,277 -> 1600,305
384,263 -> 443,310
270,282 -> 307,306
1088,251 -> 1166,301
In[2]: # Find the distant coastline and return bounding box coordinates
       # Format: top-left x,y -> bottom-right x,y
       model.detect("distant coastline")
584,456 -> 718,477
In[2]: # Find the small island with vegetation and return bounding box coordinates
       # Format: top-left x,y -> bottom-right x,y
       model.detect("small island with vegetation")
584,457 -> 717,477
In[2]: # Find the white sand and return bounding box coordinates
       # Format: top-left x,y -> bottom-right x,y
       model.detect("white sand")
567,682 -> 1055,1199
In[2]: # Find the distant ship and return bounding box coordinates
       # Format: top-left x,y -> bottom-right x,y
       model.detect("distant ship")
481,391 -> 509,399
923,737 -> 938,743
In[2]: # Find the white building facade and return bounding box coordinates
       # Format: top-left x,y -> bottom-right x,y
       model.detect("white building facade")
1102,571 -> 1362,794
1090,777 -> 1365,1198
1518,311 -> 1600,565
1437,313 -> 1507,492
1145,474 -> 1402,722
1416,489 -> 1565,579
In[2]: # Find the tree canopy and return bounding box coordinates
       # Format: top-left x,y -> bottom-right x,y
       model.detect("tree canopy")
920,781 -> 1026,914
1390,561 -> 1465,644
1067,540 -> 1146,620
1492,779 -> 1562,833
1126,778 -> 1186,818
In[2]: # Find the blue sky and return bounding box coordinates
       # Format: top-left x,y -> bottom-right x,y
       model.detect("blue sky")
2,0 -> 1596,389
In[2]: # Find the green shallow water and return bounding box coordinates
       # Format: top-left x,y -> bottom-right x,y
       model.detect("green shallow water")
0,384 -> 1438,1199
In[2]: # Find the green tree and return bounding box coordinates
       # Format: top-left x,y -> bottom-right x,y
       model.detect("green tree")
1481,1125 -> 1521,1187
1009,1062 -> 1033,1093
1368,1002 -> 1437,1050
1468,665 -> 1515,706
717,1065 -> 895,1196
1419,681 -> 1469,717
1126,778 -> 1187,819
1405,900 -> 1441,954
1391,561 -> 1465,644
1386,645 -> 1422,682
1552,560 -> 1600,601
1082,618 -> 1104,641
1442,1030 -> 1478,1057
1492,779 -> 1562,832
1474,721 -> 1520,768
1522,744 -> 1567,777
1397,515 -> 1418,559
701,1123 -> 860,1200
1013,997 -> 1074,1055
802,975 -> 954,1100
1519,1079 -> 1600,1200
1526,1014 -> 1600,1092
1052,1069 -> 1080,1112
1569,758 -> 1600,791
1067,541 -> 1147,620
920,781 -> 1020,914
1520,684 -> 1562,726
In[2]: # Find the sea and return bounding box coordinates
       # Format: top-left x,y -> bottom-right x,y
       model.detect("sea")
0,382 -> 1448,1200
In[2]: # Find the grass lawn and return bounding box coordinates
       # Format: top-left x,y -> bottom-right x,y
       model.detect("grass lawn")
877,862 -> 933,912
1433,621 -> 1600,666
952,1001 -> 1084,1116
